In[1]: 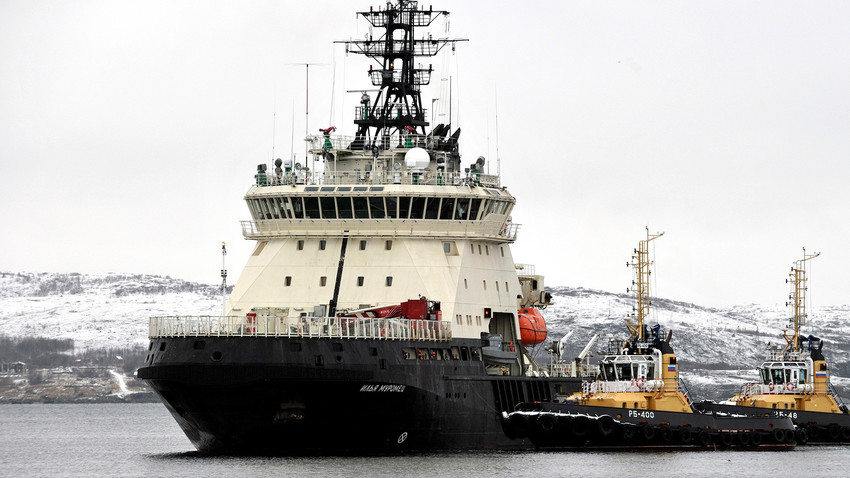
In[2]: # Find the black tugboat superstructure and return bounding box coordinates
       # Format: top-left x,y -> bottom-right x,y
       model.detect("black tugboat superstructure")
138,1 -> 581,454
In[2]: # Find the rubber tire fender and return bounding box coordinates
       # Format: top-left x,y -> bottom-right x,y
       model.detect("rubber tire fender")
536,414 -> 558,435
595,415 -> 617,438
641,424 -> 656,442
795,428 -> 808,445
570,415 -> 591,437
697,429 -> 712,446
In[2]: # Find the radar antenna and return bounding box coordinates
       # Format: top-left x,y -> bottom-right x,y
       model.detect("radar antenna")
337,1 -> 467,149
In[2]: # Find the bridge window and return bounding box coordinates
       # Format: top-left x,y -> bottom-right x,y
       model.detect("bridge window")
410,197 -> 426,219
385,276 -> 393,287
291,198 -> 304,218
297,240 -> 304,250
320,197 -> 337,219
385,240 -> 393,251
399,197 -> 411,218
337,197 -> 353,218
469,198 -> 481,220
357,276 -> 364,287
353,197 -> 369,218
285,276 -> 292,286
439,198 -> 455,219
320,276 -> 327,287
455,198 -> 469,219
319,240 -> 326,250
385,196 -> 398,218
359,240 -> 367,250
304,197 -> 320,218
424,197 -> 440,219
369,197 -> 385,218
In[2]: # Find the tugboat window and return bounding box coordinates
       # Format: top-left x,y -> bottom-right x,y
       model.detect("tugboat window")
386,240 -> 393,250
319,240 -> 326,250
320,276 -> 327,287
285,276 -> 292,286
360,240 -> 367,250
297,240 -> 304,250
357,276 -> 364,286
385,276 -> 393,286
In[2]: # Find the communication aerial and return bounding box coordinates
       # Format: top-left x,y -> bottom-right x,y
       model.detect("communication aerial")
336,1 -> 467,149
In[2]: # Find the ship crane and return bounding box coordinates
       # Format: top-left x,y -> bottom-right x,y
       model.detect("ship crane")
570,333 -> 600,377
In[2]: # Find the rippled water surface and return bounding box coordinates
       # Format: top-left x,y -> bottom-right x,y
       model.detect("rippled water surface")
0,403 -> 846,477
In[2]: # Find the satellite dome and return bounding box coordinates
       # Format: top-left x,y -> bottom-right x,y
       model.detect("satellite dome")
404,147 -> 430,170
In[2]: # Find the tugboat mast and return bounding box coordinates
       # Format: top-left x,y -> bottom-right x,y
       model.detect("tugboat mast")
783,248 -> 820,356
625,228 -> 664,345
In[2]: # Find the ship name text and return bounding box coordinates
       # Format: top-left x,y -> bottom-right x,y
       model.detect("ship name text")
360,384 -> 406,393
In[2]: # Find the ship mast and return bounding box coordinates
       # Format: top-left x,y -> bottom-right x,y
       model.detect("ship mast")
625,228 -> 664,344
782,248 -> 820,355
337,0 -> 466,149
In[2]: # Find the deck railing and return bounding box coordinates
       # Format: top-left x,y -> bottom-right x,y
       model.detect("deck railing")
149,315 -> 452,342
738,381 -> 816,396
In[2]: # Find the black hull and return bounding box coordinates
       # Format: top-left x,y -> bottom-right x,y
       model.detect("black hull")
696,400 -> 850,444
137,336 -> 581,454
506,401 -> 797,450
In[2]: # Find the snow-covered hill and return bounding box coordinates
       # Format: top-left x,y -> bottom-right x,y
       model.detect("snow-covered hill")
0,272 -> 222,351
1,272 -> 847,400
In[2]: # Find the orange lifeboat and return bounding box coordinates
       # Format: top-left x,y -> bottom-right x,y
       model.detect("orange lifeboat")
518,308 -> 548,345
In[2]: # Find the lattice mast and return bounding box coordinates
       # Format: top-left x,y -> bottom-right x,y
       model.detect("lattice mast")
625,229 -> 664,344
339,1 -> 465,147
783,249 -> 820,355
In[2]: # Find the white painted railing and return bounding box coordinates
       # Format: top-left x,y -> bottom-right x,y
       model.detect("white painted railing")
581,379 -> 665,395
149,315 -> 452,342
739,382 -> 816,396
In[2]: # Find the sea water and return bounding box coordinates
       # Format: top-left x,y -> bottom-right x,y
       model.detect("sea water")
0,403 -> 846,477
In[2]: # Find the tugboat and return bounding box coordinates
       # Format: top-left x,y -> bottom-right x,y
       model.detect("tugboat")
697,250 -> 850,443
504,230 -> 797,449
137,1 -> 581,454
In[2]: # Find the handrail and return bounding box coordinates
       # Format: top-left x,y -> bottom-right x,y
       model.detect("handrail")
149,315 -> 452,342
240,218 -> 519,241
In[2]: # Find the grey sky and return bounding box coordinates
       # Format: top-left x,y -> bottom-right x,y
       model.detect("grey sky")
2,1 -> 849,307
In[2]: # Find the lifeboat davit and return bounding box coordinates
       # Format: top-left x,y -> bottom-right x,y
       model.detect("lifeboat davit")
518,308 -> 548,345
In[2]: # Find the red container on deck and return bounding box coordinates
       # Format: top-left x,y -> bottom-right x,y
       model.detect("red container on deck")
401,299 -> 428,320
